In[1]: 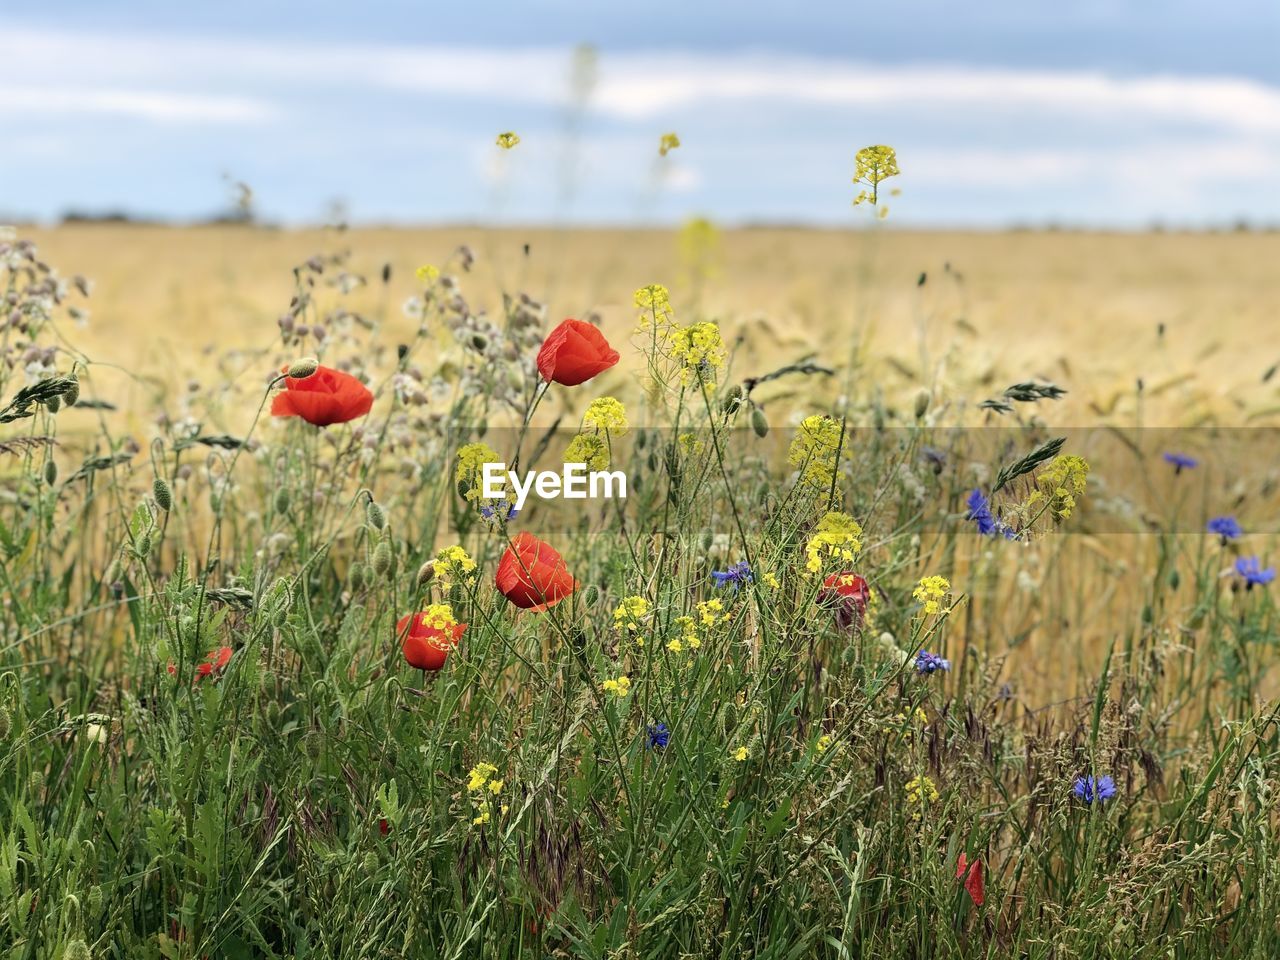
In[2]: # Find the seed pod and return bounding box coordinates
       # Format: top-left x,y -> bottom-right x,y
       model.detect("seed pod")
416,560 -> 436,587
63,377 -> 80,406
153,477 -> 173,511
750,406 -> 769,438
46,395 -> 61,414
274,488 -> 290,514
372,540 -> 393,577
287,357 -> 320,379
43,460 -> 57,485
914,390 -> 930,420
366,500 -> 386,530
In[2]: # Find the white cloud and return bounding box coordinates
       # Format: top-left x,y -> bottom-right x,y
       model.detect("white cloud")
0,85 -> 275,123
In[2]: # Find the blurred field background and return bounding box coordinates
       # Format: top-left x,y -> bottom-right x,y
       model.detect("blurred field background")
31,224 -> 1280,429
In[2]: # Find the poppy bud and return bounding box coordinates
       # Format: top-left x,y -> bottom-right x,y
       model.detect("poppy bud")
372,540 -> 393,577
274,488 -> 290,514
64,377 -> 80,406
46,395 -> 61,414
287,357 -> 320,379
43,460 -> 57,485
366,500 -> 387,530
914,390 -> 930,420
153,478 -> 173,511
350,564 -> 366,591
721,384 -> 744,415
416,560 -> 436,586
751,406 -> 769,438
136,534 -> 152,559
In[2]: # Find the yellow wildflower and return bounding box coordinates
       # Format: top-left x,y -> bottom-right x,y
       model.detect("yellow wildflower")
613,595 -> 650,632
583,396 -> 627,433
803,512 -> 864,574
434,545 -> 477,587
467,762 -> 498,793
762,572 -> 780,589
912,576 -> 951,616
674,615 -> 701,649
671,322 -> 727,383
564,433 -> 610,471
417,603 -> 459,633
455,442 -> 502,500
789,415 -> 844,494
496,131 -> 520,149
1028,454 -> 1091,520
904,775 -> 939,818
852,145 -> 900,207
414,264 -> 440,283
697,598 -> 728,628
733,746 -> 749,762
659,132 -> 681,156
602,675 -> 631,699
815,734 -> 834,754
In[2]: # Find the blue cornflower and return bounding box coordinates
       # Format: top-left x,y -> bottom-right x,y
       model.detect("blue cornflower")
1206,516 -> 1242,541
647,723 -> 670,750
965,489 -> 997,536
711,560 -> 753,590
1235,556 -> 1276,588
915,650 -> 951,674
480,501 -> 519,523
1072,774 -> 1117,805
1162,452 -> 1198,473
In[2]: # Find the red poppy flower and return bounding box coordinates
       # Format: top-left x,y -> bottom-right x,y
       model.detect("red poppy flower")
379,818 -> 391,837
167,646 -> 233,681
956,853 -> 985,907
271,364 -> 373,426
397,610 -> 466,670
819,571 -> 869,629
536,319 -> 620,386
496,532 -> 579,611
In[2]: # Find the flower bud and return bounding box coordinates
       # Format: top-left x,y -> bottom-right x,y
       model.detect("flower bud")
416,560 -> 436,587
46,395 -> 61,414
372,540 -> 393,577
274,488 -> 290,514
366,500 -> 386,530
153,477 -> 173,511
914,390 -> 930,420
63,377 -> 80,406
750,406 -> 769,438
44,460 -> 57,485
287,357 -> 320,379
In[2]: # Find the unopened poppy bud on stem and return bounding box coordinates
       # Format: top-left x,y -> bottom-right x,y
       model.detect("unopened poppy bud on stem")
64,376 -> 80,406
372,540 -> 393,577
287,357 -> 320,379
366,500 -> 387,530
416,560 -> 436,586
153,477 -> 173,511
914,390 -> 930,420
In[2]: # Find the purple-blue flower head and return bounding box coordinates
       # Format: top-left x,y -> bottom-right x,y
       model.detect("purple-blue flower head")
647,723 -> 670,750
1207,516 -> 1242,541
712,560 -> 753,590
1235,556 -> 1276,588
1162,452 -> 1198,473
966,489 -> 997,536
1072,774 -> 1117,805
915,650 -> 951,674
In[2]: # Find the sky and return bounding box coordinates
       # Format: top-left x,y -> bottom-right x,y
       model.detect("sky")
2,2 -> 1279,227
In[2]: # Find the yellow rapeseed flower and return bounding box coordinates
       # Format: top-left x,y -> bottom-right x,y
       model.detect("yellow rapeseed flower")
434,545 -> 477,587
455,442 -> 502,501
496,131 -> 520,149
803,512 -> 864,574
564,433 -> 610,471
671,322 -> 727,383
602,675 -> 631,698
584,396 -> 627,433
613,595 -> 650,631
852,144 -> 900,207
912,576 -> 951,616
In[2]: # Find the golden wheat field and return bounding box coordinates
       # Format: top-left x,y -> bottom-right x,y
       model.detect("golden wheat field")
31,224 -> 1280,429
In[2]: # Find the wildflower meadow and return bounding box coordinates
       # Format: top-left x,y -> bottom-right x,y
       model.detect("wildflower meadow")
3,133 -> 1280,960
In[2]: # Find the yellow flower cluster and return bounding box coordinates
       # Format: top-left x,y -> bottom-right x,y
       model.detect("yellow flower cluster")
697,598 -> 729,627
671,322 -> 727,383
1028,454 -> 1091,520
658,132 -> 681,156
455,442 -> 502,500
803,511 -> 864,574
912,575 -> 951,616
733,746 -> 749,762
564,433 -> 610,471
634,283 -> 671,314
788,415 -> 844,494
434,545 -> 477,587
602,675 -> 631,698
496,131 -> 520,149
815,734 -> 835,754
613,595 -> 650,632
852,144 -> 900,206
672,615 -> 702,650
904,775 -> 939,818
583,396 -> 627,433
467,762 -> 506,825
418,603 -> 460,633
414,264 -> 440,283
